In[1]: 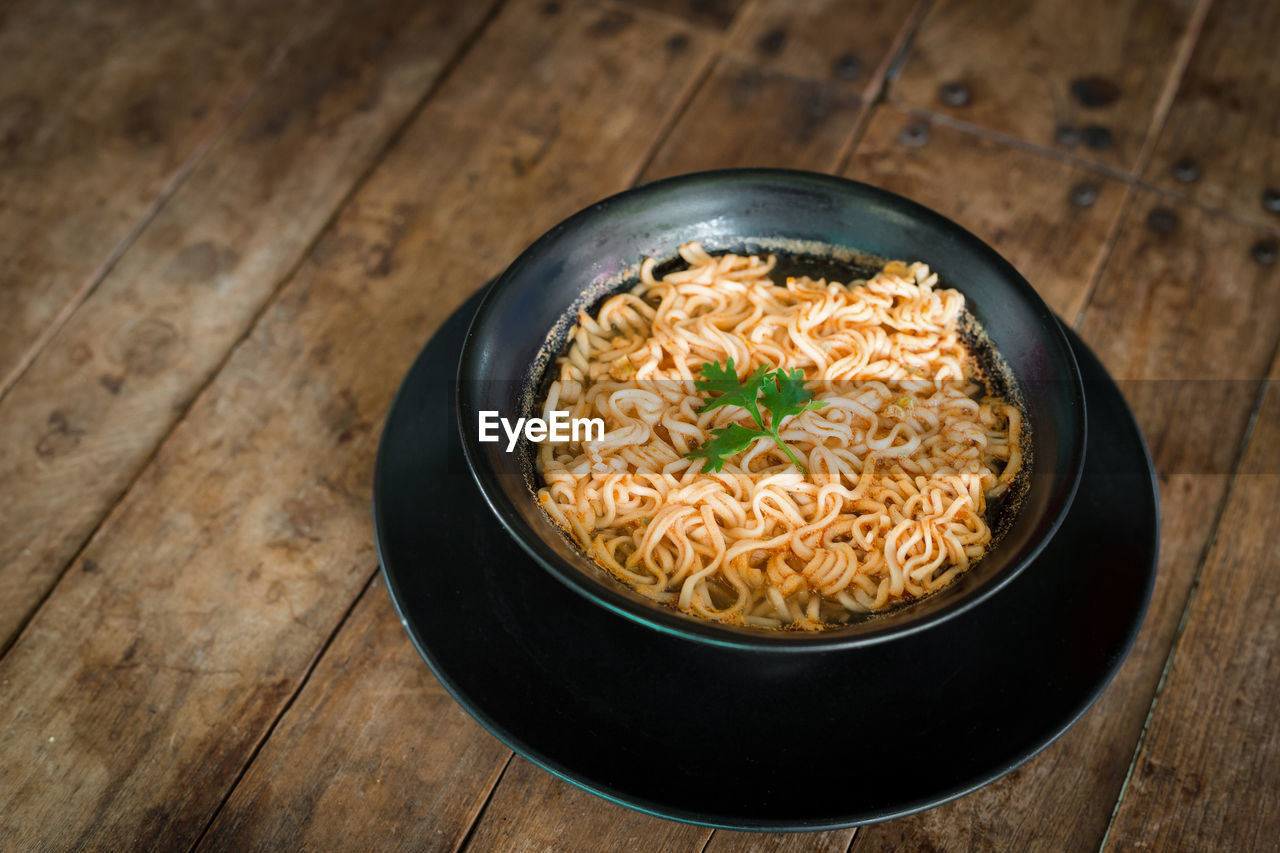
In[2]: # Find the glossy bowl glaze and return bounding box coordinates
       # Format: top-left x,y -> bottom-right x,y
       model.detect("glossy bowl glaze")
457,168 -> 1086,650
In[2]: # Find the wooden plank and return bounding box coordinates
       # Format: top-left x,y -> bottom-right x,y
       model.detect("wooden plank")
1105,358 -> 1280,851
706,829 -> 856,852
461,758 -> 712,852
616,0 -> 746,29
642,1 -> 931,184
843,105 -> 1126,321
1078,200 -> 1279,477
0,0 -> 312,391
0,1 -> 713,848
1143,0 -> 1280,229
0,0 -> 499,650
852,198 -> 1280,851
725,0 -> 925,99
889,0 -> 1205,171
640,56 -> 864,182
198,579 -> 512,851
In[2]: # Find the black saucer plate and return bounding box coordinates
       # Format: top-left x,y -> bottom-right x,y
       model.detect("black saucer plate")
373,289 -> 1158,830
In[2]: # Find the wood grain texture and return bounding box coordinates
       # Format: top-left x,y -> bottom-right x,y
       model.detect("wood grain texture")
0,1 -> 712,848
1105,358 -> 1280,852
1076,200 -> 1279,481
0,0 -> 308,391
706,828 -> 856,852
462,757 -> 712,852
3,2 -> 1277,846
198,580 -> 511,851
890,0 -> 1204,170
844,106 -> 1126,321
725,0 -> 925,98
0,0 -> 499,651
852,196 -> 1280,851
1144,0 -> 1280,228
640,56 -> 863,182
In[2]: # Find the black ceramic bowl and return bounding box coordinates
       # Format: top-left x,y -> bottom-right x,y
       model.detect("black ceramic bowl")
457,168 -> 1085,650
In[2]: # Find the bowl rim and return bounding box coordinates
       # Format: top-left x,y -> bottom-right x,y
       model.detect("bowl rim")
456,166 -> 1087,652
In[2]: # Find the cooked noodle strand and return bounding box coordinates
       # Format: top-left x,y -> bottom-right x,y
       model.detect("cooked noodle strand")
536,243 -> 1023,630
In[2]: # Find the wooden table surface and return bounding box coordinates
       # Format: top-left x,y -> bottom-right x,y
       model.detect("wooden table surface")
2,0 -> 1277,849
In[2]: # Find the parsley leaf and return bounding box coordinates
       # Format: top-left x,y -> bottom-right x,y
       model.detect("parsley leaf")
693,358 -> 770,428
685,423 -> 761,472
685,360 -> 823,475
760,367 -> 826,426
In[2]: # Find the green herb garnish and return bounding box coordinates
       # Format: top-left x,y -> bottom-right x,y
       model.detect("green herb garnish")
685,358 -> 825,475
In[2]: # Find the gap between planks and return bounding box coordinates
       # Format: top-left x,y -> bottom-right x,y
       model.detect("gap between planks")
0,22 -> 303,404
1089,2 -> 1268,841
874,0 -> 1267,243
452,752 -> 517,853
1095,336 -> 1280,853
1,0 -> 708,845
187,566 -> 378,853
431,2 -> 729,845
188,568 -> 519,853
878,101 -> 1278,239
831,0 -> 935,176
19,0 -> 1242,846
175,3 -> 514,846
1129,0 -> 1216,185
445,2 -> 1261,846
845,0 -> 1237,845
0,0 -> 509,666
1067,0 -> 1215,323
624,29 -> 722,182
1069,180 -> 1137,331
